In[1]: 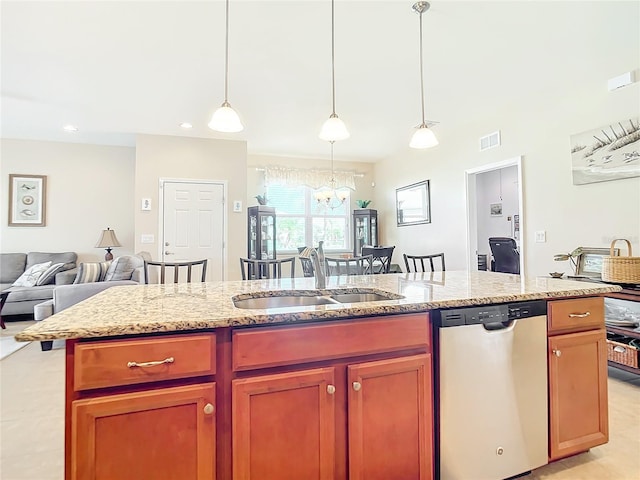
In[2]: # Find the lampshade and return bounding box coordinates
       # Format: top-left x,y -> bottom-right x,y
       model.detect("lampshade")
319,114 -> 350,142
410,125 -> 439,149
208,102 -> 243,132
95,228 -> 121,248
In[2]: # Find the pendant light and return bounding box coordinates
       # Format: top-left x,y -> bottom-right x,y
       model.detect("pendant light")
410,1 -> 438,149
208,0 -> 243,133
314,141 -> 349,209
319,0 -> 350,142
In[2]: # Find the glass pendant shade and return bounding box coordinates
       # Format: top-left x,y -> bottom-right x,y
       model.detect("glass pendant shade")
208,102 -> 243,133
319,114 -> 350,142
410,125 -> 438,149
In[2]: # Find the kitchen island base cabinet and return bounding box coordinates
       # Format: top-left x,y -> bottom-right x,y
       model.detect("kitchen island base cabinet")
71,383 -> 216,480
348,354 -> 432,480
548,329 -> 608,461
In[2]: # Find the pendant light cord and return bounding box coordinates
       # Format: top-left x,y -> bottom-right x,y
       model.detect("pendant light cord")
418,9 -> 425,126
331,0 -> 336,116
224,0 -> 230,104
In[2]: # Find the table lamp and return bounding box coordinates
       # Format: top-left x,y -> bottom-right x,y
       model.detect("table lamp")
95,227 -> 121,261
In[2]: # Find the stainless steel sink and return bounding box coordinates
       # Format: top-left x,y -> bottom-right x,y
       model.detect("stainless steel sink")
233,295 -> 338,309
330,292 -> 396,303
232,289 -> 404,309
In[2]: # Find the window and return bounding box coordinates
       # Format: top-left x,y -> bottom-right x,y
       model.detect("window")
267,184 -> 351,252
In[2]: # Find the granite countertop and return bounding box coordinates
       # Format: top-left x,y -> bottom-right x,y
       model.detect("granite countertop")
15,271 -> 621,341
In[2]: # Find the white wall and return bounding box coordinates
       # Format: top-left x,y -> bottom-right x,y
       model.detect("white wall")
476,166 -> 519,256
0,139 -> 135,262
135,134 -> 247,280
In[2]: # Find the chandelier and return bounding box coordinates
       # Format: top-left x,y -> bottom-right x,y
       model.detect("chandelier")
314,142 -> 349,209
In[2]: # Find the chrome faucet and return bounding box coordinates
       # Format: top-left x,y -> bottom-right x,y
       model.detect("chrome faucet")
299,241 -> 327,289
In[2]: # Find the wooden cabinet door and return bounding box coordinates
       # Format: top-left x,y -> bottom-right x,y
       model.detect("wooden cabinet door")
348,354 -> 433,480
549,329 -> 608,460
71,383 -> 216,480
232,367 -> 336,480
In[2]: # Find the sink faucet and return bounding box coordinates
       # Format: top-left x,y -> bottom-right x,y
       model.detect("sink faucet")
299,241 -> 327,289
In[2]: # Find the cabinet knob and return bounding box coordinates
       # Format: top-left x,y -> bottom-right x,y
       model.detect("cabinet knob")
203,403 -> 215,415
553,349 -> 562,357
165,251 -> 173,255
326,384 -> 336,395
352,381 -> 362,392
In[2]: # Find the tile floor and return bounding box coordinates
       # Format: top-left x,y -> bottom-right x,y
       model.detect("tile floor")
1,319 -> 639,480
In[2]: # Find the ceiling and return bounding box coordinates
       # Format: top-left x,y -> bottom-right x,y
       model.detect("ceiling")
1,1 -> 636,162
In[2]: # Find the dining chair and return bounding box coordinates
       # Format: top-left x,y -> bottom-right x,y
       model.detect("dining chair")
361,246 -> 396,274
144,259 -> 208,284
403,253 -> 446,272
297,246 -> 315,277
325,255 -> 374,276
240,257 -> 296,280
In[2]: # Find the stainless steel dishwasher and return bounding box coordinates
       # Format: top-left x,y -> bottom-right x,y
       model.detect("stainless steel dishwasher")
435,301 -> 548,480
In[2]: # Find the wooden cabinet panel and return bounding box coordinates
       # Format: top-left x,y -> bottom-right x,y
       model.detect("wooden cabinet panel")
232,314 -> 430,371
71,382 -> 216,480
549,330 -> 608,460
548,297 -> 604,334
74,333 -> 216,390
348,354 -> 433,480
232,368 -> 336,480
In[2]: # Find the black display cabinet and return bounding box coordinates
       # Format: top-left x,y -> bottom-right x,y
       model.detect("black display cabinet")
248,206 -> 276,260
353,208 -> 378,256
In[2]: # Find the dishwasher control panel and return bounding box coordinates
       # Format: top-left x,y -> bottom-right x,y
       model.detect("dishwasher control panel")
437,300 -> 547,327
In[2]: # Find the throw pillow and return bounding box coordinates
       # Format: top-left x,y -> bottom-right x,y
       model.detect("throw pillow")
11,261 -> 52,287
103,255 -> 143,281
73,261 -> 112,284
35,262 -> 66,286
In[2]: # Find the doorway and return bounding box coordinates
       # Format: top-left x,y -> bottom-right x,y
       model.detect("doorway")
160,179 -> 226,281
465,156 -> 524,274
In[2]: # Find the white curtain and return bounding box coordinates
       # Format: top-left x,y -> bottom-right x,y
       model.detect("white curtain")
264,165 -> 357,190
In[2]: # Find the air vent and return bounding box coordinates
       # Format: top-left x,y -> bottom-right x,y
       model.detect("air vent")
479,131 -> 501,151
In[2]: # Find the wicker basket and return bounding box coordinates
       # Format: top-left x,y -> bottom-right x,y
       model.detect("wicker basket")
601,239 -> 640,284
606,338 -> 639,369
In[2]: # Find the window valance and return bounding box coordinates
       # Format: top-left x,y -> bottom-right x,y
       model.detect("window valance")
263,165 -> 357,190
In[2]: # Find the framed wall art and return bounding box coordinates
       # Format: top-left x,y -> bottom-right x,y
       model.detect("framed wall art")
490,203 -> 503,216
8,174 -> 47,226
576,247 -> 620,278
570,117 -> 640,185
396,180 -> 431,226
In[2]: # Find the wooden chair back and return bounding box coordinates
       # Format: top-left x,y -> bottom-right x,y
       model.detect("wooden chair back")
403,253 -> 446,272
325,255 -> 374,276
240,257 -> 296,280
144,259 -> 208,284
361,246 -> 395,274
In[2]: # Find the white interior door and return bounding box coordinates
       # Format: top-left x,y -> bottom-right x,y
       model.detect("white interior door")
162,180 -> 225,281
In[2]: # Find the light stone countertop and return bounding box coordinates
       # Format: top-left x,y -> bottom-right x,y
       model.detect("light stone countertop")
15,271 -> 621,341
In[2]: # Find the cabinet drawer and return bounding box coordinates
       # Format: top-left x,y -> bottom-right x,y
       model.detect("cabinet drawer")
232,314 -> 430,371
74,333 -> 216,391
548,297 -> 604,334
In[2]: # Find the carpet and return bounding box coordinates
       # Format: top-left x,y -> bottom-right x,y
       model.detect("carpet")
0,336 -> 31,360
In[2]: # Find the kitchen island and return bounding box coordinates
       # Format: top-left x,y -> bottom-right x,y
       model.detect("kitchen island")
16,271 -> 620,480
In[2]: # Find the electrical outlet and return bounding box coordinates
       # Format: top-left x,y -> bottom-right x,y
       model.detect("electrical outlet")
141,234 -> 154,244
535,230 -> 546,243
233,200 -> 242,212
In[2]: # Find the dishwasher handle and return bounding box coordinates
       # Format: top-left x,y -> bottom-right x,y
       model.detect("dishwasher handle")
483,320 -> 515,331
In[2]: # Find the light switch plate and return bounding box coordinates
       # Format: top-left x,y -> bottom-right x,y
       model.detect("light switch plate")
141,198 -> 151,211
233,200 -> 242,212
535,230 -> 546,243
141,234 -> 154,244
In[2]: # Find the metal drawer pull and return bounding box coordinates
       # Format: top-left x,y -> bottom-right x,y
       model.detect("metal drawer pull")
353,381 -> 362,391
127,357 -> 175,368
203,403 -> 215,415
613,346 -> 627,354
553,349 -> 562,357
568,312 -> 590,318
327,384 -> 336,395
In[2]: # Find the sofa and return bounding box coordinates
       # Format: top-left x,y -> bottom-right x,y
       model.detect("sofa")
0,252 -> 77,316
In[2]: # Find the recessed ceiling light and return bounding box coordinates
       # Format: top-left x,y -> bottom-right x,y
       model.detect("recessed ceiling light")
63,125 -> 78,132
179,122 -> 193,129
